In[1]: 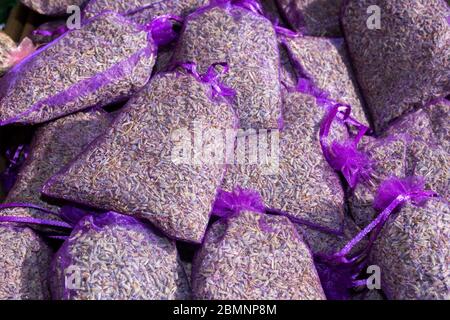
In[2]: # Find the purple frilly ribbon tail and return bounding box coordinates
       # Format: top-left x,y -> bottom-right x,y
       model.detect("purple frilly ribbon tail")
146,14 -> 183,47
319,103 -> 372,188
174,61 -> 236,101
212,188 -> 266,219
315,176 -> 436,298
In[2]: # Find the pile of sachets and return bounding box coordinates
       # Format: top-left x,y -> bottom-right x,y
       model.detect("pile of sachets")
0,0 -> 448,300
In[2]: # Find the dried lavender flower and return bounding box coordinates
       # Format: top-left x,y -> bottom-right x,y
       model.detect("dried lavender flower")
276,0 -> 344,36
342,0 -> 450,133
192,211 -> 326,299
370,199 -> 449,300
221,91 -> 347,233
172,2 -> 282,131
0,225 -> 53,300
283,35 -> 369,126
43,70 -> 236,243
0,110 -> 111,229
385,99 -> 450,152
0,12 -> 155,125
51,212 -> 191,300
84,0 -> 209,24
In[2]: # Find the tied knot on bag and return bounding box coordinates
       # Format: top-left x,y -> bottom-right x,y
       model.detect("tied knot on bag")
177,61 -> 236,100
7,38 -> 37,67
373,176 -> 436,213
146,15 -> 183,47
320,102 -> 372,188
212,188 -> 266,219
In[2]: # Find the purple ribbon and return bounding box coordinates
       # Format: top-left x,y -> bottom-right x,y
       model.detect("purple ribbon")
211,0 -> 263,15
32,25 -> 68,38
174,61 -> 236,100
319,103 -> 372,188
0,202 -> 92,231
318,176 -> 436,265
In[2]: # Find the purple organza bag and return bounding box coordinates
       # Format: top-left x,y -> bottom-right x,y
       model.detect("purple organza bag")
275,0 -> 344,36
221,88 -> 349,233
0,12 -> 156,125
342,0 -> 450,133
349,135 -> 408,228
385,99 -> 450,152
367,179 -> 449,300
260,0 -> 286,25
0,225 -> 53,300
20,0 -> 88,16
0,110 -> 111,231
172,0 -> 282,131
83,0 -> 209,24
192,188 -> 326,300
282,35 -> 369,126
43,63 -> 237,243
50,211 -> 191,300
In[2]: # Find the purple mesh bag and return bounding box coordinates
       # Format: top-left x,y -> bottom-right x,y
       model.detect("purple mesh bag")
282,35 -> 369,126
342,0 -> 450,133
83,0 -> 209,24
20,0 -> 88,16
172,0 -> 282,131
370,195 -> 449,300
50,211 -> 191,300
192,188 -> 326,300
275,0 -> 344,36
0,12 -> 156,126
43,64 -> 237,243
0,225 -> 53,300
260,0 -> 286,25
0,110 -> 112,231
221,90 -> 348,233
385,99 -> 450,152
29,20 -> 68,46
349,135 -> 408,228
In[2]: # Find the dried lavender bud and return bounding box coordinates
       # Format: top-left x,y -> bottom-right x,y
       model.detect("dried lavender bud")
0,32 -> 16,76
0,225 -> 53,300
0,12 -> 155,125
405,139 -> 449,200
43,71 -> 236,243
173,3 -> 282,130
192,211 -> 326,299
283,36 -> 369,126
349,135 -> 408,228
370,199 -> 449,300
20,0 -> 87,16
221,91 -> 347,233
385,99 -> 450,152
342,0 -> 450,133
51,212 -> 191,300
0,110 -> 111,229
83,0 -> 209,24
295,217 -> 365,256
276,0 -> 344,36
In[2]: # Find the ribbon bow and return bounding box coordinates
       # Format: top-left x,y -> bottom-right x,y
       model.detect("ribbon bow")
212,188 -> 266,219
319,103 -> 372,188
